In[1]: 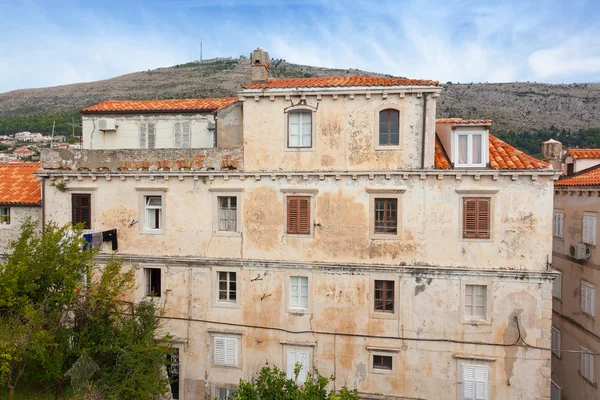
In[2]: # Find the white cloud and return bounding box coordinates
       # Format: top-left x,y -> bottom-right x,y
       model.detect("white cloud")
528,36 -> 600,79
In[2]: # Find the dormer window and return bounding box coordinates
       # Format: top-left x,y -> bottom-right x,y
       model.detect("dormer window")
456,131 -> 485,168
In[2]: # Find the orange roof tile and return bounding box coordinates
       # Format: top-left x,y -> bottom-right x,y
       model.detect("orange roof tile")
555,165 -> 600,187
434,136 -> 451,170
0,163 -> 41,205
436,118 -> 493,125
81,98 -> 238,114
434,134 -> 548,170
564,148 -> 600,160
242,75 -> 439,89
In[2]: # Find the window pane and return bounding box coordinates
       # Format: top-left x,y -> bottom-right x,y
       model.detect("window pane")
458,135 -> 468,164
147,196 -> 162,206
472,134 -> 482,164
390,110 -> 399,123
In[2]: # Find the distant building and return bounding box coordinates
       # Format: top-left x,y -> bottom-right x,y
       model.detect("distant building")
0,163 -> 41,255
14,131 -> 31,141
12,146 -> 35,159
562,148 -> 600,176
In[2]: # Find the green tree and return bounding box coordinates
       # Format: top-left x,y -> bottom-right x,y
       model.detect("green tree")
232,365 -> 359,400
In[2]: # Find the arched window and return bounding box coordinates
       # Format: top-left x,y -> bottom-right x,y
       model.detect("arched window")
379,109 -> 399,146
288,110 -> 312,148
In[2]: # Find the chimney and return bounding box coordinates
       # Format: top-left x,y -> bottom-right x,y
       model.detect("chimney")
542,139 -> 563,171
251,47 -> 270,83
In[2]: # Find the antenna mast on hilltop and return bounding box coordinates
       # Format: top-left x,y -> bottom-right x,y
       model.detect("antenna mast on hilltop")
200,39 -> 203,62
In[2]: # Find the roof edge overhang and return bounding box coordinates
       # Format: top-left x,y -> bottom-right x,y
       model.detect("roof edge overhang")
0,202 -> 41,207
240,85 -> 442,97
81,108 -> 223,115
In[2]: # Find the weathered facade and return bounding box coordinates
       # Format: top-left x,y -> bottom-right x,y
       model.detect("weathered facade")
551,161 -> 600,400
38,49 -> 560,400
0,163 -> 41,255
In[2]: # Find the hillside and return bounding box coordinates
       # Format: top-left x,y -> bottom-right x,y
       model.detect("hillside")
0,56 -> 599,137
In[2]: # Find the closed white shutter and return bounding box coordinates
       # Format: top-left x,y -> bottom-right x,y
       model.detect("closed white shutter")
182,122 -> 191,148
286,349 -> 297,380
583,214 -> 596,245
558,213 -> 564,238
550,381 -> 560,400
461,364 -> 488,400
173,123 -> 182,147
581,282 -> 596,316
552,273 -> 562,299
286,349 -> 309,383
551,327 -> 561,357
214,337 -> 225,365
225,337 -> 238,366
297,350 -> 309,383
580,346 -> 594,382
139,123 -> 147,148
553,212 -> 564,238
147,123 -> 156,149
289,113 -> 300,146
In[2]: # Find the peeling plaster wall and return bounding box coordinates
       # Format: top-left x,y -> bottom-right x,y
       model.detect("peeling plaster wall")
551,191 -> 600,399
242,94 -> 436,171
0,206 -> 41,254
112,259 -> 553,400
43,174 -> 553,270
82,113 -> 216,150
216,102 -> 243,148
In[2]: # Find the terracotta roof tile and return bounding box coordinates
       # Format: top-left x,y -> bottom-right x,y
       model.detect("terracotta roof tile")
565,148 -> 600,160
434,134 -> 548,170
555,164 -> 600,187
0,163 -> 41,205
434,136 -> 451,169
242,75 -> 439,89
82,98 -> 238,114
436,118 -> 493,125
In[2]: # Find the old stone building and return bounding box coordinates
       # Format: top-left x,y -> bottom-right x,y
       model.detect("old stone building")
551,154 -> 600,400
38,49 -> 560,400
0,163 -> 41,255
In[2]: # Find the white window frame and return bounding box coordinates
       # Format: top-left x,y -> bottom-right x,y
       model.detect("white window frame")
284,270 -> 312,315
551,380 -> 561,400
137,189 -> 167,235
0,206 -> 10,225
173,121 -> 191,148
214,387 -> 236,399
212,335 -> 239,368
552,271 -> 562,300
580,346 -> 594,383
145,195 -> 163,231
583,213 -> 597,245
210,188 -> 243,237
217,271 -> 237,303
212,268 -> 240,309
551,327 -> 561,358
367,188 -> 405,240
454,131 -> 486,168
460,279 -> 493,325
367,347 -> 399,375
287,110 -> 312,148
465,284 -> 487,320
553,211 -> 564,239
139,122 -> 156,149
285,347 -> 311,383
289,276 -> 309,311
581,281 -> 596,316
460,363 -> 489,400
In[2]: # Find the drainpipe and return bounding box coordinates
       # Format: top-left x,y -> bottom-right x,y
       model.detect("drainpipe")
41,176 -> 46,233
421,94 -> 428,169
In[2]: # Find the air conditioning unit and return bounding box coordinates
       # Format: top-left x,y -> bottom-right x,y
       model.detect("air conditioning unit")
98,118 -> 116,131
570,243 -> 592,260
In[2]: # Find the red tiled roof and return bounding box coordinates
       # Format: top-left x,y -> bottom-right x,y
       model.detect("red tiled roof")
434,136 -> 451,169
436,118 -> 493,125
564,148 -> 600,160
434,135 -> 548,170
81,98 -> 238,114
555,165 -> 600,187
0,163 -> 41,205
242,75 -> 439,89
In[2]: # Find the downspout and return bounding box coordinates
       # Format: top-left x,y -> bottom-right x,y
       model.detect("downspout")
421,94 -> 428,169
213,111 -> 218,148
41,176 -> 46,233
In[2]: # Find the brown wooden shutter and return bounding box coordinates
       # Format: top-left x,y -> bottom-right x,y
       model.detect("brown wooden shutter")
72,194 -> 91,229
476,198 -> 490,239
463,197 -> 490,239
287,196 -> 310,235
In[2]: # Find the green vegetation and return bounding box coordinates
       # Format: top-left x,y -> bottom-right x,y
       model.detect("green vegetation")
230,364 -> 359,400
0,111 -> 81,138
0,220 -> 170,400
494,127 -> 600,158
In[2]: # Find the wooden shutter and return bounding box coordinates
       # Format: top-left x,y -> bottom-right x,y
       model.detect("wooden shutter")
287,196 -> 310,234
182,122 -> 191,148
463,198 -> 490,239
173,123 -> 182,147
139,123 -> 147,148
147,123 -> 156,149
71,193 -> 91,229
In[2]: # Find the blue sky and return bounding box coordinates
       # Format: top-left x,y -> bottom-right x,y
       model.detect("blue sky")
0,0 -> 599,93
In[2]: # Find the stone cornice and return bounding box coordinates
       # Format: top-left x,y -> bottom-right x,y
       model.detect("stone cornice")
239,86 -> 442,101
96,253 -> 556,282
